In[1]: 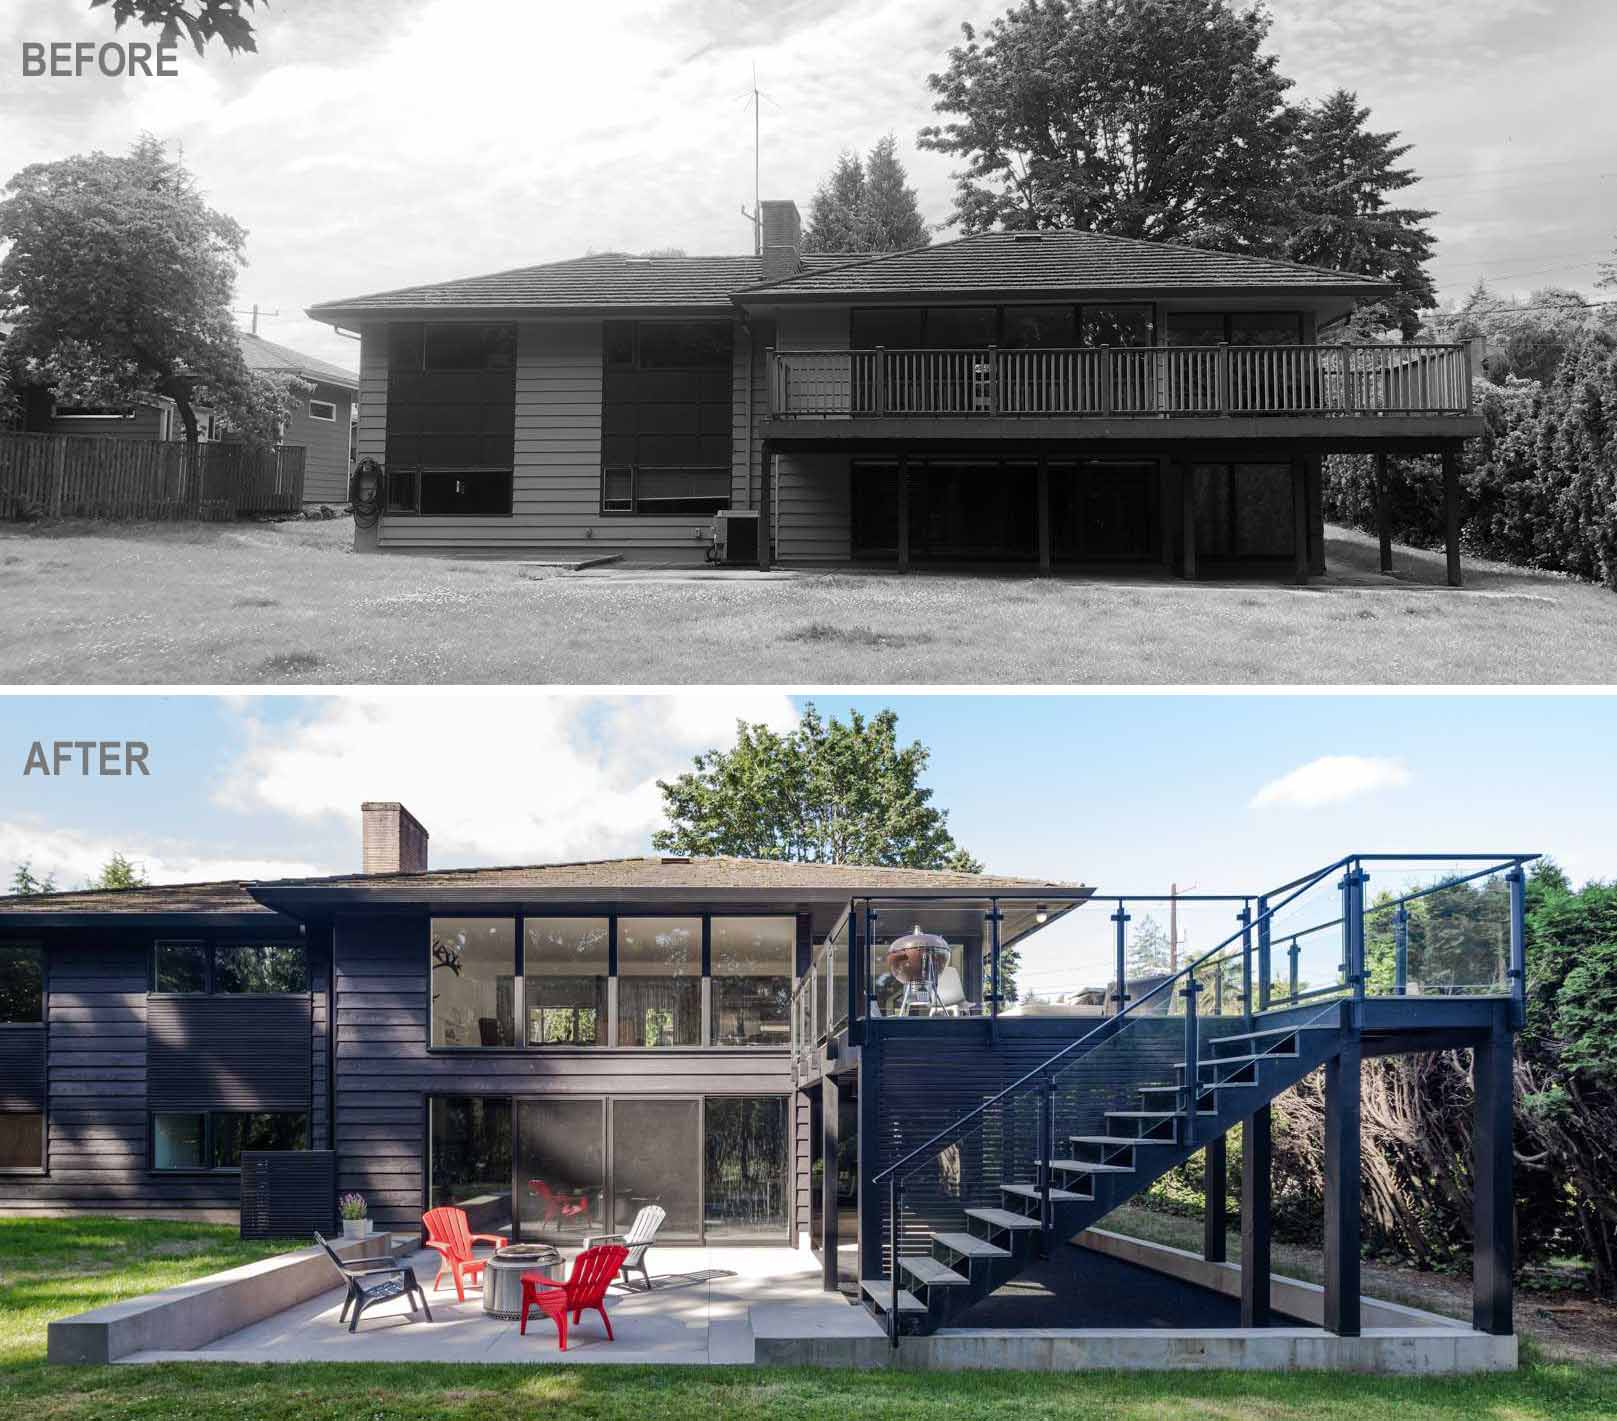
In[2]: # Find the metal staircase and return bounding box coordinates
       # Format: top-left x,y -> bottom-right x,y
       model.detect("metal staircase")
861,1010 -> 1348,1336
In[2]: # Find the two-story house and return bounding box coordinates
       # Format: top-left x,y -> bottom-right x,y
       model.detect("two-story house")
0,801 -> 1527,1350
309,201 -> 1480,581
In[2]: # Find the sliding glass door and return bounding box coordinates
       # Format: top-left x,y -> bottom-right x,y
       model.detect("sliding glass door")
612,1098 -> 701,1235
514,1098 -> 606,1243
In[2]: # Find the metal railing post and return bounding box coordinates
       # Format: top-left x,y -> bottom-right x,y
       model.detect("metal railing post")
1340,863 -> 1366,1001
1239,902 -> 1253,1025
1039,1073 -> 1056,1255
1354,866 -> 1369,1002
1507,864 -> 1527,1029
1256,895 -> 1271,1012
1393,905 -> 1409,996
1181,976 -> 1202,1147
1111,901 -> 1130,1017
989,899 -> 1003,1036
1288,937 -> 1301,1001
888,1178 -> 899,1346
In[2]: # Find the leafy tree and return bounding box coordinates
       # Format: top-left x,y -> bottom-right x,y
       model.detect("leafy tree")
9,862 -> 56,896
654,703 -> 982,871
1436,283 -> 1615,385
802,136 -> 930,254
228,369 -> 315,450
1126,912 -> 1172,977
920,0 -> 1296,252
88,853 -> 150,891
0,136 -> 251,444
1286,89 -> 1436,340
89,0 -> 262,54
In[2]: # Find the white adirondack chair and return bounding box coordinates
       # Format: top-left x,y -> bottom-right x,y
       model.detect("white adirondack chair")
584,1203 -> 666,1288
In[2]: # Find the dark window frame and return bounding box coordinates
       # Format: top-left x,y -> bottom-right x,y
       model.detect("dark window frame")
0,941 -> 45,1024
851,303 -> 1160,350
149,1109 -> 310,1175
308,398 -> 338,422
384,320 -> 517,518
599,319 -> 734,519
424,911 -> 795,1055
1162,309 -> 1305,346
0,941 -> 47,1174
150,939 -> 309,997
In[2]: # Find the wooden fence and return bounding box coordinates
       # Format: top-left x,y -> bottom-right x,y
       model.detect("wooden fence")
0,433 -> 306,521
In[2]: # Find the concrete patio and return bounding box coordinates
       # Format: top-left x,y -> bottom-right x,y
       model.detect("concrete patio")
117,1244 -> 877,1366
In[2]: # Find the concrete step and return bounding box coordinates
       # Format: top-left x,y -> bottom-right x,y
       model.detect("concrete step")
931,1232 -> 1012,1261
898,1255 -> 970,1288
964,1207 -> 1043,1232
1001,1182 -> 1086,1204
860,1279 -> 926,1314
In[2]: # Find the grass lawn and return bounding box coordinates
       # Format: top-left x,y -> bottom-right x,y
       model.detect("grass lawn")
3,517 -> 1616,684
4,1218 -> 1617,1419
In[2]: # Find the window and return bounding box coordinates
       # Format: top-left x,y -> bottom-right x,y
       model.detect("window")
214,944 -> 308,994
308,399 -> 337,422
852,305 -> 1155,350
385,321 -> 516,515
704,1096 -> 788,1238
152,941 -> 306,995
430,918 -> 517,1047
1165,311 -> 1302,346
616,918 -> 701,1046
524,918 -> 608,1046
0,944 -> 43,1022
153,941 -> 208,994
711,918 -> 793,1046
612,1097 -> 700,1233
1002,305 -> 1077,349
429,1096 -> 513,1217
1081,304 -> 1154,347
0,1113 -> 44,1171
1194,462 -> 1296,559
924,307 -> 998,349
600,320 -> 732,517
152,1111 -> 308,1170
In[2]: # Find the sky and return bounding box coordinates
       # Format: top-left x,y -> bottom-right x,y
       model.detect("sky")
1,691 -> 1609,991
2,0 -> 1612,373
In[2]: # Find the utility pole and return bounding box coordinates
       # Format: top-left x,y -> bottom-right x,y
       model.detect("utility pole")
234,303 -> 280,335
1169,882 -> 1197,972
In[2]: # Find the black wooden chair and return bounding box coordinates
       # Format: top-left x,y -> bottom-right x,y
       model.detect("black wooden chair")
314,1231 -> 433,1333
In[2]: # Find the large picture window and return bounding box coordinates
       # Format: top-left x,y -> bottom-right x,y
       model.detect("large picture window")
151,1111 -> 307,1170
1194,462 -> 1296,559
524,918 -> 608,1046
429,1096 -> 513,1223
853,304 -> 1155,350
152,940 -> 306,995
430,918 -> 517,1047
600,320 -> 732,517
711,918 -> 792,1046
0,944 -> 43,1022
704,1096 -> 788,1239
616,917 -> 701,1047
385,321 -> 516,516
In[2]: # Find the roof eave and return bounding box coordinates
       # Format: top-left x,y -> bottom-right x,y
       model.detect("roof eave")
306,301 -> 740,327
736,281 -> 1392,305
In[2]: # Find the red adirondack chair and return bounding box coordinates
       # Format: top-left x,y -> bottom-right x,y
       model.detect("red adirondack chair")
421,1206 -> 508,1302
519,1243 -> 629,1350
526,1179 -> 589,1229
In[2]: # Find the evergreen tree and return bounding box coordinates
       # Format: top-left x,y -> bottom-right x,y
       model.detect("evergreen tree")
1126,913 -> 1173,977
88,854 -> 149,891
9,862 -> 56,896
1286,89 -> 1436,340
802,138 -> 930,254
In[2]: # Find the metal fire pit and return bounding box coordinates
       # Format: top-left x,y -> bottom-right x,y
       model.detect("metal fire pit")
482,1244 -> 563,1318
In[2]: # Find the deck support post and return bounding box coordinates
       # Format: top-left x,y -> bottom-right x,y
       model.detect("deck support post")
1203,1135 -> 1227,1263
1292,460 -> 1309,585
1442,444 -> 1462,587
1375,452 -> 1393,573
1305,454 -> 1326,575
1472,1024 -> 1515,1335
897,453 -> 911,573
1323,1035 -> 1362,1337
1111,901 -> 1130,1016
821,1073 -> 840,1293
1036,447 -> 1052,576
1181,464 -> 1198,580
758,441 -> 774,571
1240,1104 -> 1272,1327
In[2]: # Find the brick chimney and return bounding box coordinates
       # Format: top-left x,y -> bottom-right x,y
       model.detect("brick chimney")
361,802 -> 429,875
759,199 -> 803,283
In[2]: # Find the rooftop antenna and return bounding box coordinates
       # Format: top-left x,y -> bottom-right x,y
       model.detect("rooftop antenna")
738,64 -> 779,254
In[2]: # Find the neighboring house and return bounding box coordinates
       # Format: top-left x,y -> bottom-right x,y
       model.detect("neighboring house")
16,331 -> 358,505
0,801 -> 1525,1349
308,201 -> 1482,578
237,331 -> 359,505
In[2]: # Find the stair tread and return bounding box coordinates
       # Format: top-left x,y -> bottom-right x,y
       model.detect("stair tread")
964,1207 -> 1043,1231
860,1279 -> 927,1313
1182,1051 -> 1285,1071
1214,1024 -> 1333,1050
1038,1159 -> 1135,1173
898,1255 -> 970,1287
931,1232 -> 1013,1259
1108,1109 -> 1180,1118
1002,1181 -> 1087,1202
1070,1135 -> 1175,1147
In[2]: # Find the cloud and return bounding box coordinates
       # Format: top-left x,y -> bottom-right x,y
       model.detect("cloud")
0,820 -> 321,891
218,693 -> 799,867
1249,755 -> 1411,811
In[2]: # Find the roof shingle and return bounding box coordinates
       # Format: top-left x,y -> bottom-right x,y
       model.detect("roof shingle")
238,330 -> 358,389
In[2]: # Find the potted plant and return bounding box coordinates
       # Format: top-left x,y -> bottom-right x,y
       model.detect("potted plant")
339,1193 -> 370,1239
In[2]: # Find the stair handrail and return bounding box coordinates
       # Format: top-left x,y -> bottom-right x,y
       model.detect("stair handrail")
871,855 -> 1352,1189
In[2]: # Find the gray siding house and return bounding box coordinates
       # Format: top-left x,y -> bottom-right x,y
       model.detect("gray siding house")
311,200 -> 1481,577
238,332 -> 359,505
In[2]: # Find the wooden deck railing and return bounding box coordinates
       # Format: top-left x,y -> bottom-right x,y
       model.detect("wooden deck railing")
0,434 -> 306,521
767,343 -> 1475,420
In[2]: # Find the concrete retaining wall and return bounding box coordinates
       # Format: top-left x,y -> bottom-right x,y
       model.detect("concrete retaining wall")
48,1232 -> 411,1364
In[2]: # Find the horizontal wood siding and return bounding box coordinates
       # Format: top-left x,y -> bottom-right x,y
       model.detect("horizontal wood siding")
286,383 -> 354,505
794,1087 -> 812,1243
777,452 -> 850,563
356,327 -> 387,464
146,996 -> 313,1110
333,911 -> 794,1233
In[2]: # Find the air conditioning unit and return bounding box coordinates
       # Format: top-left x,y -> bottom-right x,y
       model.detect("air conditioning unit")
714,509 -> 761,567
